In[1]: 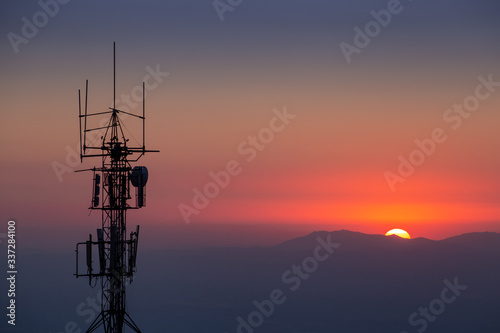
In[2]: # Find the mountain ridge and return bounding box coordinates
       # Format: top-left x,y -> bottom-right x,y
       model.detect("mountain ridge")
274,229 -> 500,252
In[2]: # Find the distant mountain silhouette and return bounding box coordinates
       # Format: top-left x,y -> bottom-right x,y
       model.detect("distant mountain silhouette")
130,230 -> 500,332
276,229 -> 437,251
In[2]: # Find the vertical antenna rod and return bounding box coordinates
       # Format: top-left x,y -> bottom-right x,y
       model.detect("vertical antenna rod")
84,80 -> 88,155
79,89 -> 82,162
143,81 -> 145,150
113,42 -> 116,110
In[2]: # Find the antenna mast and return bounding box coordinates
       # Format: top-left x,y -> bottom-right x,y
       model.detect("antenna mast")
75,42 -> 159,333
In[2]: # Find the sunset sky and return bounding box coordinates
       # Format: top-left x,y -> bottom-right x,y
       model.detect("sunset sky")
1,0 -> 500,248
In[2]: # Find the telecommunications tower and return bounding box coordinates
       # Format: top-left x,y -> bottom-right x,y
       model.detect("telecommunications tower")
74,43 -> 158,333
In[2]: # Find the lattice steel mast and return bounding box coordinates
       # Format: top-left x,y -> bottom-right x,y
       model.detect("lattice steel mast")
75,43 -> 158,333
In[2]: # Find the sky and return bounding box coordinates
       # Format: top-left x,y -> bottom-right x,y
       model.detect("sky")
1,0 -> 500,248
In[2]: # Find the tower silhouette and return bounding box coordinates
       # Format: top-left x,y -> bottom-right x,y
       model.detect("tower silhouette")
74,43 -> 158,333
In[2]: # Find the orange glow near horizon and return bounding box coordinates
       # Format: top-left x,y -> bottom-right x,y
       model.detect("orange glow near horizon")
177,167 -> 500,226
178,192 -> 500,240
201,197 -> 500,225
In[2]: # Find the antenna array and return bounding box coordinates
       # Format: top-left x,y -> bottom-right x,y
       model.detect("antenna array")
74,43 -> 158,333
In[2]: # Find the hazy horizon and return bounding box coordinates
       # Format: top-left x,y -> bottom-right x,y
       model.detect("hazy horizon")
16,221 -> 500,252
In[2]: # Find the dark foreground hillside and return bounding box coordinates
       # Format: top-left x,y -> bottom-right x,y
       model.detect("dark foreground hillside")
9,230 -> 500,333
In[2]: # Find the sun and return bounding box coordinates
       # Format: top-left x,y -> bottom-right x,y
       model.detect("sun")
385,228 -> 411,239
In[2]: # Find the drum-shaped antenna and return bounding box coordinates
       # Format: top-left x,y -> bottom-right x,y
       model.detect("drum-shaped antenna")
131,166 -> 148,187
